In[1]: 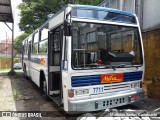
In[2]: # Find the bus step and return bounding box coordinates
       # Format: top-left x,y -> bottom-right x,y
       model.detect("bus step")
49,95 -> 61,106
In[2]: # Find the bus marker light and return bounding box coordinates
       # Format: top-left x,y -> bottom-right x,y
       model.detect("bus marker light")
129,95 -> 140,102
68,89 -> 74,98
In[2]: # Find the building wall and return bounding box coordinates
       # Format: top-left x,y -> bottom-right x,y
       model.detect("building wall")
142,29 -> 160,98
143,0 -> 160,31
0,39 -> 16,55
142,30 -> 160,81
100,0 -> 160,31
99,0 -> 135,13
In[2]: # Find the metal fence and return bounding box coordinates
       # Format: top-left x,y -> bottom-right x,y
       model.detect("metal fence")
0,53 -> 11,58
0,53 -> 21,70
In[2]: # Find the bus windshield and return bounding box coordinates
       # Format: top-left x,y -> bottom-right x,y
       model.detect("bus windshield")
72,22 -> 142,69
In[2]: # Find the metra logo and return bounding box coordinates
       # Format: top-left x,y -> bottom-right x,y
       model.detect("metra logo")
101,73 -> 123,83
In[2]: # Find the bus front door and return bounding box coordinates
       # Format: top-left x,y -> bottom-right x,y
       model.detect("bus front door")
48,26 -> 62,105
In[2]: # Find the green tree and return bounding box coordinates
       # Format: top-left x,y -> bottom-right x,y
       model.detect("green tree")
13,33 -> 29,53
18,0 -> 103,33
75,0 -> 103,5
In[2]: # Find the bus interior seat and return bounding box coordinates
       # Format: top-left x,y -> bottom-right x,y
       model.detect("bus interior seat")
99,49 -> 108,64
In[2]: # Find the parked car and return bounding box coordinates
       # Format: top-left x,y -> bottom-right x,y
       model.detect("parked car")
13,62 -> 22,69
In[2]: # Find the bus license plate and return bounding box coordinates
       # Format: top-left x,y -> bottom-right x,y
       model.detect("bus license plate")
92,87 -> 104,93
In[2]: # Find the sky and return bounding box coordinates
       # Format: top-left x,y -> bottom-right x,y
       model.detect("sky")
0,0 -> 22,41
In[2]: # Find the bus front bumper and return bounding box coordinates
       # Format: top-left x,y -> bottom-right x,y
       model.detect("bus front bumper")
68,89 -> 144,112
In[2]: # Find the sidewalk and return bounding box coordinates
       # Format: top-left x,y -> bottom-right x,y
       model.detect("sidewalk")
0,75 -> 19,120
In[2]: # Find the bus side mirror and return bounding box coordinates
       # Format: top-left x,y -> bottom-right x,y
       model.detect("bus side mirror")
64,20 -> 71,36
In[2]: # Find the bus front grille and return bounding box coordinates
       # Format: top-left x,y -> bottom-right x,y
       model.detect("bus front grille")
124,71 -> 143,81
71,75 -> 100,87
103,83 -> 130,93
71,71 -> 143,87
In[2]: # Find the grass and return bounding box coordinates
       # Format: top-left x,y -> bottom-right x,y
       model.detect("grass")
0,68 -> 23,73
0,68 -> 10,73
12,89 -> 23,101
12,79 -> 23,101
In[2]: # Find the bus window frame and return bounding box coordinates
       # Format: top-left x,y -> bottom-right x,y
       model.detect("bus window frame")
71,21 -> 143,70
39,25 -> 49,55
32,32 -> 39,55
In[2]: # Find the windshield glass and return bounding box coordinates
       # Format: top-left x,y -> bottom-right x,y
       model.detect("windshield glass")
72,22 -> 142,69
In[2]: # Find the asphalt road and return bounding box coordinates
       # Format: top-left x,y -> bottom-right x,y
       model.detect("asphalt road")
0,72 -> 160,120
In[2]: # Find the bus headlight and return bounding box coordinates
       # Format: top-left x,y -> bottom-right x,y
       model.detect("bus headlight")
83,89 -> 89,94
75,89 -> 89,96
131,82 -> 140,88
75,90 -> 83,95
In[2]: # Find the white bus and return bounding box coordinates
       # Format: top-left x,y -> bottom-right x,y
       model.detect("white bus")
22,4 -> 144,113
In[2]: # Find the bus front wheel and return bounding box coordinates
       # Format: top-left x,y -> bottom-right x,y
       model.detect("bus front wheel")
43,80 -> 47,95
42,80 -> 50,100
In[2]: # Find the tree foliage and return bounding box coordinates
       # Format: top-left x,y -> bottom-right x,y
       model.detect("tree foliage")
18,0 -> 103,33
13,33 -> 29,53
75,0 -> 103,6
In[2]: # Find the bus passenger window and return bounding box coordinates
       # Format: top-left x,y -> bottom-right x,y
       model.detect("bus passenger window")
39,40 -> 48,54
32,43 -> 38,54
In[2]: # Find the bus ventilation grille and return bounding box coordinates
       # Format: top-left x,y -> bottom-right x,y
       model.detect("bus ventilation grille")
124,71 -> 143,82
71,75 -> 100,87
71,71 -> 143,87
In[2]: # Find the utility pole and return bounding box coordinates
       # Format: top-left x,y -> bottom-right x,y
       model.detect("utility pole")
6,31 -> 8,58
8,22 -> 15,76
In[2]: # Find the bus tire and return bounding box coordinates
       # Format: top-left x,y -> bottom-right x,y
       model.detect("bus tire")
42,78 -> 50,101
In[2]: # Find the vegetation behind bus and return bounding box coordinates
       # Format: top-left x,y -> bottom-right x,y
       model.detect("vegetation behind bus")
13,33 -> 29,54
18,0 -> 104,34
0,57 -> 21,70
14,0 -> 103,55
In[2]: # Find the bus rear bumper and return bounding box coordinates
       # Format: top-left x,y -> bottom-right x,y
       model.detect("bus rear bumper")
68,89 -> 144,112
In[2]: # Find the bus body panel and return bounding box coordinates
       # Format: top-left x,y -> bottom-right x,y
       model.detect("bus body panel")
22,4 -> 145,113
49,11 -> 64,30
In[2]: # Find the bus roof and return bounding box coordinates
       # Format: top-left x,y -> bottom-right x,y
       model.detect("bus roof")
22,4 -> 136,43
67,4 -> 135,17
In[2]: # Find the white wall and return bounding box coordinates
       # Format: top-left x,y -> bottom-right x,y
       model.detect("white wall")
143,0 -> 160,31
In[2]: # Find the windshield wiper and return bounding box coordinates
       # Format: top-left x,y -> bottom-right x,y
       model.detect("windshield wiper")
132,65 -> 142,69
112,64 -> 142,69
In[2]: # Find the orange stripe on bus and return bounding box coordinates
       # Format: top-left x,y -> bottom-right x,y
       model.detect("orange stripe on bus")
40,58 -> 45,65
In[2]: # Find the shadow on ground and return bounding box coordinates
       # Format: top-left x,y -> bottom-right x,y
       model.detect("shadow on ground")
1,72 -> 160,120
9,72 -> 77,120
